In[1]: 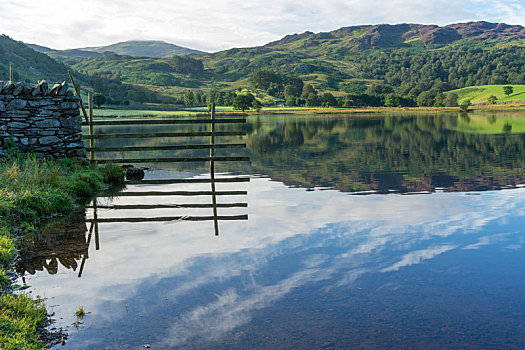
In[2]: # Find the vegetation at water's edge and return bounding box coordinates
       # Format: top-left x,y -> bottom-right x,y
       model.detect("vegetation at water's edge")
0,154 -> 125,348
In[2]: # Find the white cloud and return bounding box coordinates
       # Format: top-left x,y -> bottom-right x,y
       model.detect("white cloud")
0,0 -> 523,51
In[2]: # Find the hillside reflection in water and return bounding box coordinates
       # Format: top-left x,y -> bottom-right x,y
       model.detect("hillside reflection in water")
19,112 -> 525,349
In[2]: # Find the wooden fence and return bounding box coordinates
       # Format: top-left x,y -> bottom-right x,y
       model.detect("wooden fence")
81,99 -> 249,248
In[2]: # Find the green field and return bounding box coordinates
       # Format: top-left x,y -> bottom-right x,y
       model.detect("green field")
91,109 -> 207,118
451,114 -> 525,134
447,85 -> 525,105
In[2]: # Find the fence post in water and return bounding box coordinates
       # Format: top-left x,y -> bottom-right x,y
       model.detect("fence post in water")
88,93 -> 95,162
94,197 -> 100,250
210,103 -> 219,236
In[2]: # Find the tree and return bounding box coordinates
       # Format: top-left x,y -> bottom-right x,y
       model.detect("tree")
252,99 -> 262,112
444,93 -> 458,107
184,91 -> 195,106
487,95 -> 498,104
320,92 -> 337,107
233,93 -> 255,112
93,94 -> 106,108
503,85 -> 514,96
459,99 -> 471,112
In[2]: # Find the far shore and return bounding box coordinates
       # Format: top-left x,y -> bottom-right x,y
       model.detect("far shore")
92,102 -> 525,118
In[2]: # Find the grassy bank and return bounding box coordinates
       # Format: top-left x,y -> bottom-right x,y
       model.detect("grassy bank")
91,103 -> 525,119
0,154 -> 124,349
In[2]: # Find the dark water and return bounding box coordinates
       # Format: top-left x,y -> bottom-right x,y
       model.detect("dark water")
18,112 -> 525,349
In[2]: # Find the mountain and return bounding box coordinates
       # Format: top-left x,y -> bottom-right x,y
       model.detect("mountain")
30,40 -> 206,66
0,35 -> 69,82
69,21 -> 524,105
264,21 -> 525,49
80,40 -> 205,57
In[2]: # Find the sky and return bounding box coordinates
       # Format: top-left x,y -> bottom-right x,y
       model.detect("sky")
1,0 -> 524,52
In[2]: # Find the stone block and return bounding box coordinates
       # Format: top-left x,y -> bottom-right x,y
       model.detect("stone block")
60,102 -> 80,110
39,136 -> 60,145
60,116 -> 82,130
13,82 -> 24,96
5,110 -> 30,117
28,98 -> 54,107
35,119 -> 61,128
6,99 -> 28,110
7,121 -> 30,129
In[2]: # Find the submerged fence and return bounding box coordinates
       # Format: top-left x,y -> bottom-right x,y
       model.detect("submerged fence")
81,101 -> 249,255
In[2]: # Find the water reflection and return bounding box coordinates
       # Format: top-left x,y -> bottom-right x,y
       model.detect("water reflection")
18,112 -> 525,349
17,214 -> 90,278
87,112 -> 525,193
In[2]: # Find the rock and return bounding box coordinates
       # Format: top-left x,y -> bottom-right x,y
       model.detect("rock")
36,119 -> 61,128
39,80 -> 49,95
39,136 -> 61,145
13,82 -> 24,96
2,81 -> 14,94
7,121 -> 30,129
122,165 -> 145,181
49,83 -> 61,95
58,82 -> 69,96
60,116 -> 82,130
6,99 -> 28,110
60,102 -> 79,110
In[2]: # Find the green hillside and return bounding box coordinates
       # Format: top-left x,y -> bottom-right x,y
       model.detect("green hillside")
447,85 -> 525,104
0,35 -> 69,82
63,21 -> 525,107
7,21 -> 525,107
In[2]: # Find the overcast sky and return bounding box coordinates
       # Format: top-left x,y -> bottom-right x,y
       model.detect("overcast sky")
1,0 -> 523,52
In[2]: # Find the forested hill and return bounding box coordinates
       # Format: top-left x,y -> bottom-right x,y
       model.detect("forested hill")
199,21 -> 525,93
0,35 -> 68,82
66,21 -> 524,105
6,21 -> 524,106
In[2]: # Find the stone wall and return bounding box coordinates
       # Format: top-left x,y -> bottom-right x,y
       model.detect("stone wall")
0,80 -> 85,159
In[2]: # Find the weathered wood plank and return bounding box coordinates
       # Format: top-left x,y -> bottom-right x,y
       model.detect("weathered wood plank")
110,190 -> 247,196
85,143 -> 246,152
86,203 -> 248,209
94,156 -> 250,163
81,118 -> 246,126
87,215 -> 248,223
125,177 -> 250,184
83,131 -> 245,139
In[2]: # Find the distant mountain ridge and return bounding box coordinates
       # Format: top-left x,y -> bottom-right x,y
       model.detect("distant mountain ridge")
264,21 -> 525,49
26,40 -> 205,66
7,21 -> 524,106
79,40 -> 205,57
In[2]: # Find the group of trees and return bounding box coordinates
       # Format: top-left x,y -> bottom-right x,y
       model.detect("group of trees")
356,46 -> 525,94
183,89 -> 237,107
249,68 -> 304,99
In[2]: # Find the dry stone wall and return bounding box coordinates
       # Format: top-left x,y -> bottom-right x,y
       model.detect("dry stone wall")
0,80 -> 85,159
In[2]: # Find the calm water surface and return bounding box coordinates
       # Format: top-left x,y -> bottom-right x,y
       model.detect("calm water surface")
19,112 -> 525,349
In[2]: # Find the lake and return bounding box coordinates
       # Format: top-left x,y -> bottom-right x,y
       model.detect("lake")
19,112 -> 525,349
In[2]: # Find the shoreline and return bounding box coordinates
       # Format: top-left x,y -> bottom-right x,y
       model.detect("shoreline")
93,103 -> 525,118
0,156 -> 125,349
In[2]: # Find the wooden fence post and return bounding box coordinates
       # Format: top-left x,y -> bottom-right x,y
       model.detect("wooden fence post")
88,93 -> 95,162
68,70 -> 89,123
210,103 -> 219,236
